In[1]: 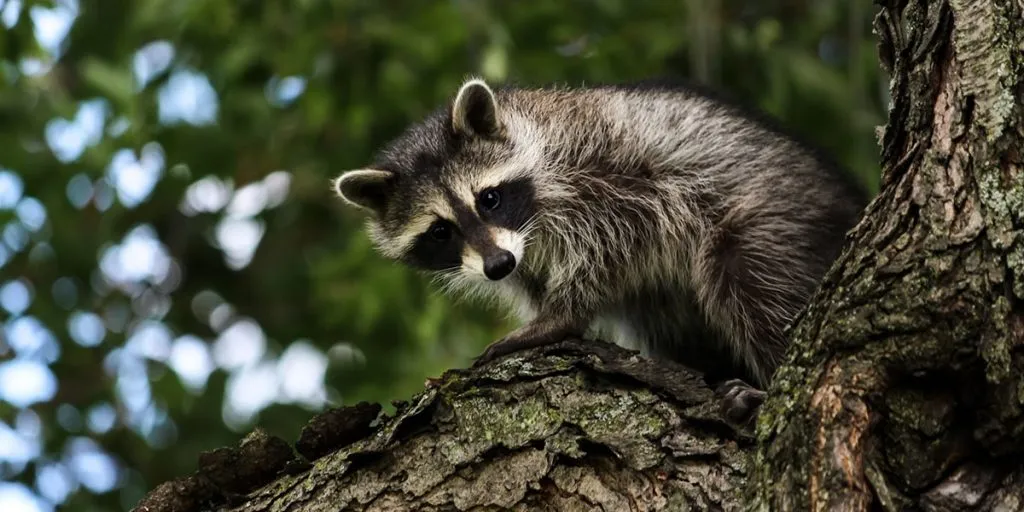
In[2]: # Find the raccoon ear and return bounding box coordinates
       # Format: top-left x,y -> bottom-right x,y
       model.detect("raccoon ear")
451,78 -> 503,138
333,169 -> 395,216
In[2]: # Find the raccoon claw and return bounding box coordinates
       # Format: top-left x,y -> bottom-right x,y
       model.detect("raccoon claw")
714,379 -> 767,431
472,326 -> 572,368
472,336 -> 546,368
471,342 -> 515,368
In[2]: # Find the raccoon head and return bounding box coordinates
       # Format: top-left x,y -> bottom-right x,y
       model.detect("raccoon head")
333,78 -> 543,283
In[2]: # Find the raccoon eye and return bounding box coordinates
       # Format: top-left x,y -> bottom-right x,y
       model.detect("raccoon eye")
428,222 -> 452,241
478,188 -> 501,211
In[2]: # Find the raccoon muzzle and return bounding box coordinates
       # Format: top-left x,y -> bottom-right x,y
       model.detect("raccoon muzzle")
484,250 -> 516,280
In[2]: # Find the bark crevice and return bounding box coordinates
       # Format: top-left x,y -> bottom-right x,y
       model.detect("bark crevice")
749,0 -> 1024,510
135,339 -> 753,512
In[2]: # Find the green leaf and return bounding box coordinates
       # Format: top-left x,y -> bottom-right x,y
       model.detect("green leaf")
79,57 -> 135,110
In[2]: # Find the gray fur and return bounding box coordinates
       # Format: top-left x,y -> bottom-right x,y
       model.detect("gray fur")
334,77 -> 868,389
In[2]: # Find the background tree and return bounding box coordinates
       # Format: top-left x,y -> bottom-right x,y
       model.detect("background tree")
0,1 -> 885,511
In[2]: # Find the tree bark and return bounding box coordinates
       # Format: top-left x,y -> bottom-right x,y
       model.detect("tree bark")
748,0 -> 1024,509
135,340 -> 753,511
133,0 -> 1024,510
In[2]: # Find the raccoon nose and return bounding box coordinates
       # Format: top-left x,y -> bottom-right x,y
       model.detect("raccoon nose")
484,251 -> 516,280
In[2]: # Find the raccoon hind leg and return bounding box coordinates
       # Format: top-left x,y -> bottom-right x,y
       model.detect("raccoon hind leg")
715,378 -> 767,431
693,220 -> 816,427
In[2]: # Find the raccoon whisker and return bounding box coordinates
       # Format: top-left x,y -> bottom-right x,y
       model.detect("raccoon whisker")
437,274 -> 503,309
429,267 -> 462,285
431,268 -> 482,298
518,213 -> 543,245
436,274 -> 475,299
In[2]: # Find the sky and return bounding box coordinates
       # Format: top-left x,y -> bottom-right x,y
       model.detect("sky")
0,1 -> 328,510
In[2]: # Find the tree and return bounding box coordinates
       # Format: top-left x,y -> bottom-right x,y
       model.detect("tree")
130,0 -> 1024,510
1,3 -> 885,509
748,0 -> 1024,508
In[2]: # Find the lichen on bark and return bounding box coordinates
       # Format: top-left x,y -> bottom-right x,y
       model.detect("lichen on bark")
138,340 -> 750,512
748,0 -> 1024,510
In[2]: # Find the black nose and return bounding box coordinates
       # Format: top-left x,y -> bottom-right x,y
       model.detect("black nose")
484,251 -> 516,280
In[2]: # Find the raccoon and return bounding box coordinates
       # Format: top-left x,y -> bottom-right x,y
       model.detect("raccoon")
333,77 -> 868,422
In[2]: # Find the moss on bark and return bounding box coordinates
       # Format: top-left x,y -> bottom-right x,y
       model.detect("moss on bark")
748,0 -> 1024,510
135,340 -> 752,511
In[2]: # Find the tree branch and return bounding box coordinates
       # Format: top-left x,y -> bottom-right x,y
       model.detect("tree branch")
134,340 -> 752,511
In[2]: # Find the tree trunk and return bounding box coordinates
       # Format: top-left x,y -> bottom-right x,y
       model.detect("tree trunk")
133,0 -> 1024,511
747,0 -> 1024,509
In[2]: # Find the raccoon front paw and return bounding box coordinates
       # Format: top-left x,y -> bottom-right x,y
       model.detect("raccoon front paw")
472,325 -> 573,368
714,379 -> 767,431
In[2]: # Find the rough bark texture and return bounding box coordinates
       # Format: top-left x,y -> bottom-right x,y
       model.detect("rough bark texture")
748,0 -> 1024,510
133,0 -> 1024,510
134,340 -> 752,511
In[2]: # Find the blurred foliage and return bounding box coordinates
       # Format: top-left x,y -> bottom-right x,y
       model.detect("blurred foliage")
0,0 -> 886,510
